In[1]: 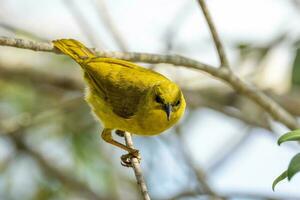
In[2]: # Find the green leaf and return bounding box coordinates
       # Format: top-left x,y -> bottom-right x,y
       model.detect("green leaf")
272,170 -> 287,191
292,48 -> 300,86
277,129 -> 300,145
287,153 -> 300,180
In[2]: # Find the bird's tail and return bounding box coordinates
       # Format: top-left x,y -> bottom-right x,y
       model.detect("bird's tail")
53,39 -> 95,63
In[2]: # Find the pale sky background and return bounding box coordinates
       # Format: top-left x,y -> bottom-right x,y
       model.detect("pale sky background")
1,0 -> 300,199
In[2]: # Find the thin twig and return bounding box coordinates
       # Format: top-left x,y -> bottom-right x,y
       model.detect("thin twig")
62,0 -> 103,47
94,0 -> 127,51
155,111 -> 222,199
0,22 -> 47,41
0,36 -> 298,130
207,127 -> 253,172
0,64 -> 82,91
197,0 -> 229,68
124,132 -> 151,200
174,127 -> 222,200
8,133 -> 106,200
185,89 -> 272,131
0,94 -> 121,199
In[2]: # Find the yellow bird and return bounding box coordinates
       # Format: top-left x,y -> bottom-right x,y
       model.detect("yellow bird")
53,39 -> 186,159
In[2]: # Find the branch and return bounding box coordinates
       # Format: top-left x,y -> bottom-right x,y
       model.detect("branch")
0,36 -> 298,130
197,0 -> 229,67
0,96 -> 117,199
0,64 -> 82,91
174,129 -> 212,194
9,133 -> 106,200
0,22 -> 47,41
62,0 -> 103,47
0,36 -> 54,52
207,127 -> 254,172
185,89 -> 272,131
94,0 -> 127,51
124,132 -> 151,200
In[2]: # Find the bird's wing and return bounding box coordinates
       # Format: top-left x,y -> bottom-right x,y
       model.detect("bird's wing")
84,58 -> 150,118
107,80 -> 146,119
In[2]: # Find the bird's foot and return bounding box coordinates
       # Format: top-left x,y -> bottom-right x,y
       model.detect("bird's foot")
115,130 -> 125,137
120,149 -> 141,167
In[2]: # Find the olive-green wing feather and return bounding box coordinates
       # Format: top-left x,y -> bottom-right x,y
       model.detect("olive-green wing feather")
53,39 -> 152,118
106,80 -> 146,119
84,58 -> 153,118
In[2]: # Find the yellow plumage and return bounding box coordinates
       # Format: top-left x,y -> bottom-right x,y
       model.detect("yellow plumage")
53,39 -> 186,157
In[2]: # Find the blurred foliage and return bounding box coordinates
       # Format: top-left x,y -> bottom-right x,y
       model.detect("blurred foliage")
274,130 -> 300,190
276,44 -> 300,188
292,48 -> 300,86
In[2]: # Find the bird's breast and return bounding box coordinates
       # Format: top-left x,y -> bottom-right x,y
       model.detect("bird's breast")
85,88 -> 185,136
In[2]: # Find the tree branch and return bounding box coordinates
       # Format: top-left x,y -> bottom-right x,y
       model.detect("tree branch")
0,22 -> 47,41
8,133 -> 106,200
0,36 -> 54,52
0,36 -> 298,130
197,0 -> 229,68
62,0 -> 103,47
174,127 -> 223,200
94,0 -> 127,51
124,132 -> 151,200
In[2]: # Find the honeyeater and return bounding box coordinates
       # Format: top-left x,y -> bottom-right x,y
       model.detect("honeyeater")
53,39 -> 186,159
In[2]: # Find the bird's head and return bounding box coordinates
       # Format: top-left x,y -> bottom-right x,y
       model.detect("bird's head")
150,82 -> 186,121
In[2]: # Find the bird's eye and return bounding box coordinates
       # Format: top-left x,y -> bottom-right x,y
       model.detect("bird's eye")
175,100 -> 181,106
155,95 -> 163,103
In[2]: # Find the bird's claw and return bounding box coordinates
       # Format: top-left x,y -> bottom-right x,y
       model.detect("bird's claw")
115,130 -> 125,137
120,149 -> 141,167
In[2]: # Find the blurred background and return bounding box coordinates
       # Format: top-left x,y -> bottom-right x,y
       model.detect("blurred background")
0,0 -> 300,199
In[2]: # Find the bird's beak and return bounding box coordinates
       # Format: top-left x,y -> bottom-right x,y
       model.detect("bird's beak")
164,104 -> 172,121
